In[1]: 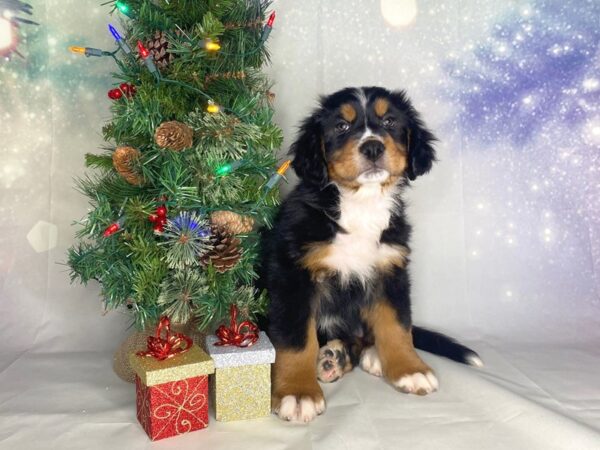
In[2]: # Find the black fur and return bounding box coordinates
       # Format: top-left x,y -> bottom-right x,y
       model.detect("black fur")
260,86 -> 478,368
412,327 -> 480,365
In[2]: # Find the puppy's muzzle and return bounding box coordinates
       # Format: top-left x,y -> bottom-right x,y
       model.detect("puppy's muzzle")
359,139 -> 385,162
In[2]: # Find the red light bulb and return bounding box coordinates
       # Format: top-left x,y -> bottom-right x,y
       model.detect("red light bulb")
266,11 -> 276,27
103,222 -> 121,237
137,40 -> 150,58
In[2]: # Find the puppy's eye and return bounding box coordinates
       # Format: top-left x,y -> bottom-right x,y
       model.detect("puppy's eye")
382,117 -> 396,129
335,121 -> 350,133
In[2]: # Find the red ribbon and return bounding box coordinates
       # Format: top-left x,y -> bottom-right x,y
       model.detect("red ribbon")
214,305 -> 259,347
136,316 -> 193,361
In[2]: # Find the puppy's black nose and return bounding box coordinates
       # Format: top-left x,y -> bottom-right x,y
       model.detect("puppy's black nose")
359,140 -> 385,161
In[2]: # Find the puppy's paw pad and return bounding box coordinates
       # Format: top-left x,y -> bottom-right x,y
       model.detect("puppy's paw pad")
393,371 -> 438,395
277,395 -> 326,423
317,340 -> 348,383
359,346 -> 382,377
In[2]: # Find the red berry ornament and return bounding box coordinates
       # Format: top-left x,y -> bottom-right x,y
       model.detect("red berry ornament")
149,204 -> 168,232
119,82 -> 137,98
108,88 -> 123,100
156,205 -> 167,217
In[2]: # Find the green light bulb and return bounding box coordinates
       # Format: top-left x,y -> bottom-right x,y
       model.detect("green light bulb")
215,160 -> 244,177
215,164 -> 232,177
116,1 -> 132,17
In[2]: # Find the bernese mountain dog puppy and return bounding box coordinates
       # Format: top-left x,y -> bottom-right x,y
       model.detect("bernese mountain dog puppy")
260,87 -> 481,423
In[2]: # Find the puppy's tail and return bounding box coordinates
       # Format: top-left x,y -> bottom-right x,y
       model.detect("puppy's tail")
412,326 -> 483,367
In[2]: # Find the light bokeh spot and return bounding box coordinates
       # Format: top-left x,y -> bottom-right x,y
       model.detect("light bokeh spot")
27,220 -> 58,253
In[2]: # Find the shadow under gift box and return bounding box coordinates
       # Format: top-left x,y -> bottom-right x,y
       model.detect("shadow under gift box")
206,331 -> 276,422
129,345 -> 215,441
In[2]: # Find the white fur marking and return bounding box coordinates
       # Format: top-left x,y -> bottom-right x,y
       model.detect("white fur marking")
354,87 -> 368,111
394,371 -> 438,394
359,129 -> 384,145
356,169 -> 390,184
323,184 -> 400,284
278,395 -> 298,421
359,346 -> 382,377
425,371 -> 439,390
466,354 -> 484,368
299,397 -> 317,422
278,395 -> 325,422
318,315 -> 343,333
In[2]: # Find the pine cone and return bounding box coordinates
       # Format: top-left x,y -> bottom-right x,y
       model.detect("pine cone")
154,121 -> 194,151
146,30 -> 175,69
266,90 -> 276,106
200,228 -> 242,273
113,146 -> 143,185
210,211 -> 254,235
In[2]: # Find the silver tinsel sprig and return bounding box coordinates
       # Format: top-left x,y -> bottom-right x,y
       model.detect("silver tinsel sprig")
157,270 -> 207,325
160,211 -> 212,270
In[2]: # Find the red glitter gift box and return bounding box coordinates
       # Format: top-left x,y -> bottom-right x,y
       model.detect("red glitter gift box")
130,344 -> 215,441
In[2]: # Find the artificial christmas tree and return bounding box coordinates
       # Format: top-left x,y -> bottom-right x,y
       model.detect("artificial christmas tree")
67,0 -> 284,336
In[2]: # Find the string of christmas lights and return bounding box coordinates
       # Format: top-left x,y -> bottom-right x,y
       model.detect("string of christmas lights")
68,4 -> 276,119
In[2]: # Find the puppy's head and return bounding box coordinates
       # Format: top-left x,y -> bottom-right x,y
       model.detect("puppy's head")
290,87 -> 436,189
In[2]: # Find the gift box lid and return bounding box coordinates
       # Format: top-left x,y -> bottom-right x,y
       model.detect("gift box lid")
205,331 -> 275,368
129,344 -> 214,386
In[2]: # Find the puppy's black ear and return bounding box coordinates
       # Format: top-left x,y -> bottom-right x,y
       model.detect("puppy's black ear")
406,115 -> 437,181
289,113 -> 328,186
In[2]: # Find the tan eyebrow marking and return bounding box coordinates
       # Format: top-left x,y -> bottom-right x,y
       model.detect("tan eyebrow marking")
340,103 -> 357,122
374,98 -> 389,118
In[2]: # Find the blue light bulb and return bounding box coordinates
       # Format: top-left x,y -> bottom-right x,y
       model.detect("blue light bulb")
108,24 -> 122,42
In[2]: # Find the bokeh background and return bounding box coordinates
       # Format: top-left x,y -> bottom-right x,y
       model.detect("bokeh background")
2,0 -> 597,352
1,1 -> 600,447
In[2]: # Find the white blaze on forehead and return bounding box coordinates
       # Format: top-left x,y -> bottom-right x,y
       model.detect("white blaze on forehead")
359,128 -> 384,144
354,87 -> 368,111
353,88 -> 384,144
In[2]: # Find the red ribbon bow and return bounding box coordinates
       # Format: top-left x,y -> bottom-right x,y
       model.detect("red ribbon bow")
214,305 -> 259,348
136,316 -> 193,361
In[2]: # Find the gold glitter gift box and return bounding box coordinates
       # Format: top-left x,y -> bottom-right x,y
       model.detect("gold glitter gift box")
129,345 -> 215,440
205,331 -> 276,421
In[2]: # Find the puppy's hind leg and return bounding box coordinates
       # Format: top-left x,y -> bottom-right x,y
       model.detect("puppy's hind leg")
317,339 -> 353,383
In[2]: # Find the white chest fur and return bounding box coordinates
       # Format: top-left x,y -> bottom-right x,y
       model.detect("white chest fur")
323,184 -> 402,284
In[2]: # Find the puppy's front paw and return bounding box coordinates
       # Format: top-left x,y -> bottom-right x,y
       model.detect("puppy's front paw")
359,346 -> 382,377
273,393 -> 326,423
392,370 -> 438,395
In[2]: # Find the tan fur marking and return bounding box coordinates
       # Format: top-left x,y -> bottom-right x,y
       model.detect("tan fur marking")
363,301 -> 431,385
340,103 -> 357,122
374,98 -> 389,118
300,243 -> 336,281
272,318 -> 324,411
376,244 -> 410,273
327,139 -> 361,189
383,134 -> 408,176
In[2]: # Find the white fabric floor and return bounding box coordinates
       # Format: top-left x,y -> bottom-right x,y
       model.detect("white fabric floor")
1,342 -> 599,450
2,0 -> 600,448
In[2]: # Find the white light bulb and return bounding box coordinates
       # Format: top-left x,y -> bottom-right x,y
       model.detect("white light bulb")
380,0 -> 418,28
0,17 -> 16,54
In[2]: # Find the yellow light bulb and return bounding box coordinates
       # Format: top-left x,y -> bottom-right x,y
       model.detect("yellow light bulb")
276,160 -> 292,176
204,40 -> 221,52
69,46 -> 86,55
206,102 -> 220,114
